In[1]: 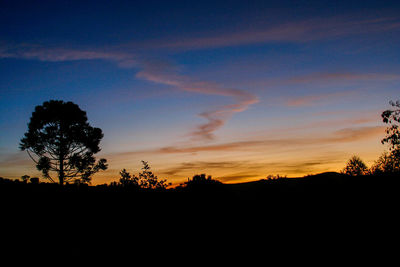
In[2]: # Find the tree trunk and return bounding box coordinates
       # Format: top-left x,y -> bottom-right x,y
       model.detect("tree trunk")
59,155 -> 64,185
58,130 -> 65,185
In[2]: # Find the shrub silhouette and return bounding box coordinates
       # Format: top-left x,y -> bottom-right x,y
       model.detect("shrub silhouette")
265,174 -> 287,180
139,161 -> 170,189
381,100 -> 400,171
182,174 -> 223,191
342,156 -> 368,176
19,100 -> 108,185
370,151 -> 400,174
119,169 -> 140,189
382,99 -> 400,150
21,175 -> 30,183
118,161 -> 170,190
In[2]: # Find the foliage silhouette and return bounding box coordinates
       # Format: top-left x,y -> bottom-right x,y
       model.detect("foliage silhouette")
138,161 -> 170,189
381,99 -> 400,172
370,151 -> 400,174
119,168 -> 139,188
21,175 -> 30,183
20,100 -> 108,185
341,155 -> 368,176
179,174 -> 223,192
118,161 -> 170,190
382,100 -> 400,150
265,174 -> 287,180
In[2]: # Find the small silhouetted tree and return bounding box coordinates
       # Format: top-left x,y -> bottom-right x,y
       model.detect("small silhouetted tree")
266,174 -> 287,180
183,174 -> 223,190
382,100 -> 400,150
370,151 -> 400,174
138,161 -> 170,189
21,175 -> 30,183
20,100 -> 108,185
381,100 -> 400,171
342,156 -> 368,176
119,168 -> 139,188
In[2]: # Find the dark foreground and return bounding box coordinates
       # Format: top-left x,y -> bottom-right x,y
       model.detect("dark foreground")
2,172 -> 399,208
2,172 -> 399,259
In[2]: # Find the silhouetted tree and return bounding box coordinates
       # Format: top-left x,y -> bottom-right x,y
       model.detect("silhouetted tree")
138,161 -> 170,189
21,175 -> 30,183
382,100 -> 400,150
20,100 -> 108,185
183,174 -> 223,190
381,100 -> 400,171
266,174 -> 287,180
370,151 -> 400,174
342,156 -> 368,176
117,162 -> 169,190
119,168 -> 139,188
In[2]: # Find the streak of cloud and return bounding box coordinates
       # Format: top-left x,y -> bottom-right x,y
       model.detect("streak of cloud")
0,44 -> 137,67
139,16 -> 400,51
287,72 -> 400,85
154,126 -> 385,154
0,44 -> 260,140
161,161 -> 255,176
136,60 -> 259,140
158,155 -> 345,183
286,90 -> 355,107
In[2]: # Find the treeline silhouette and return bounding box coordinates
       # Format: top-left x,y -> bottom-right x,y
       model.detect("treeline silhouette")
2,171 -> 399,199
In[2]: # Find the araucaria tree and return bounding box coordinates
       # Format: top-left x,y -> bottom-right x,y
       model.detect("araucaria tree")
20,100 -> 108,185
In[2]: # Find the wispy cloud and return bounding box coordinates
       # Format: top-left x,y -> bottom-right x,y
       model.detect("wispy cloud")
136,60 -> 259,140
161,161 -> 255,176
250,71 -> 400,107
1,43 -> 259,141
159,155 -> 345,183
287,72 -> 400,85
158,140 -> 263,154
0,44 -> 137,67
329,126 -> 385,143
160,160 -> 268,183
0,151 -> 31,168
140,16 -> 400,51
153,126 -> 385,154
286,90 -> 355,107
2,16 -> 400,63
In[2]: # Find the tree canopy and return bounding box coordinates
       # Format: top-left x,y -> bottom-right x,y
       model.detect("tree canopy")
118,161 -> 170,190
20,100 -> 107,185
342,156 -> 368,176
382,100 -> 400,150
380,100 -> 400,173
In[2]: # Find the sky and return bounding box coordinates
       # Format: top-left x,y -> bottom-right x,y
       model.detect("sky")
0,0 -> 399,185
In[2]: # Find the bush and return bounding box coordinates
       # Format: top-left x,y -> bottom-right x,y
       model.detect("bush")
370,150 -> 400,174
342,156 -> 368,176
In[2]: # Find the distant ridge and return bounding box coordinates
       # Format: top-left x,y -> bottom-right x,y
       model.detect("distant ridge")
227,171 -> 344,186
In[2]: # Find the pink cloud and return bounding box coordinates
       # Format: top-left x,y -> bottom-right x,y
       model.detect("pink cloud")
286,91 -> 355,107
140,16 -> 400,51
0,45 -> 137,67
0,44 -> 260,141
136,60 -> 259,140
287,72 -> 400,84
108,125 -> 385,156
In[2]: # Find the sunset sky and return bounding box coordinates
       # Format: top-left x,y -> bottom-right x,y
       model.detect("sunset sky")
1,0 -> 399,185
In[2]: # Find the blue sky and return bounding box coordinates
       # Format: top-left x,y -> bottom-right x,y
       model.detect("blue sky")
1,0 -> 399,184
